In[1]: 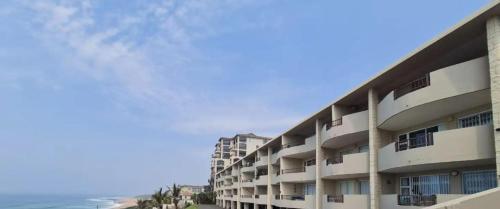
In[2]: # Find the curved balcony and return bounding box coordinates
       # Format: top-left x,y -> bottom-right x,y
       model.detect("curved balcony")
255,175 -> 268,185
255,158 -> 268,168
377,56 -> 490,131
240,195 -> 254,203
278,135 -> 316,159
241,165 -> 255,173
274,195 -> 315,209
255,195 -> 267,205
271,153 -> 279,164
279,166 -> 316,183
322,110 -> 369,148
241,179 -> 254,188
321,152 -> 369,179
378,125 -> 494,173
231,169 -> 239,177
271,173 -> 280,185
322,194 -> 368,209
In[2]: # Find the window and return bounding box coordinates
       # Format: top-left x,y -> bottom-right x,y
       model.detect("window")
459,111 -> 493,128
400,174 -> 449,196
359,180 -> 370,194
304,183 -> 316,195
462,170 -> 497,194
397,125 -> 439,151
339,181 -> 354,194
304,159 -> 316,166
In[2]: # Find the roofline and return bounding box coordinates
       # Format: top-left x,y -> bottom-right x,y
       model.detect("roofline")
215,0 -> 500,176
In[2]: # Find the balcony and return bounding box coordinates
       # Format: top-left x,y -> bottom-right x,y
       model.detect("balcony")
378,125 -> 494,173
255,157 -> 268,168
241,163 -> 255,173
377,56 -> 490,130
323,194 -> 368,209
240,195 -> 254,203
322,152 -> 369,179
278,135 -> 316,158
241,179 -> 254,188
231,169 -> 239,177
321,110 -> 369,148
255,175 -> 268,185
271,153 -> 279,164
380,194 -> 467,209
274,195 -> 315,209
280,165 -> 316,182
255,194 -> 267,205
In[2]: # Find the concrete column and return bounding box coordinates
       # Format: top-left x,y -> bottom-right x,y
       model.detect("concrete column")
315,119 -> 324,209
368,89 -> 382,209
237,165 -> 241,209
267,147 -> 272,209
487,16 -> 500,185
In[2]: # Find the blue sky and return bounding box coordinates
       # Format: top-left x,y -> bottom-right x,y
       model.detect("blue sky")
0,0 -> 490,195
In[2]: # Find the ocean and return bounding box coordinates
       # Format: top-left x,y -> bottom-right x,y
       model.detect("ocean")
0,194 -> 122,209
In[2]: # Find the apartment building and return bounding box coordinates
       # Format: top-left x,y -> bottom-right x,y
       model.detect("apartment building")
210,134 -> 270,192
214,1 -> 500,209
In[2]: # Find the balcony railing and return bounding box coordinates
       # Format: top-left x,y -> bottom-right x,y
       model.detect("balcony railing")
281,195 -> 305,201
395,133 -> 434,152
282,143 -> 305,149
393,73 -> 430,99
242,179 -> 253,182
397,195 -> 436,206
326,195 -> 344,203
240,195 -> 252,198
326,157 -> 343,165
281,167 -> 305,174
326,118 -> 343,130
243,162 -> 254,167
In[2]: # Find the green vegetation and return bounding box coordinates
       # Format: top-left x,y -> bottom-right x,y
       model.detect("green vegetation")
191,192 -> 216,204
136,183 -> 180,209
185,204 -> 198,209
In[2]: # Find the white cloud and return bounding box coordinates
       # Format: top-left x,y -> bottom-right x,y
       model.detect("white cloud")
19,0 -> 304,136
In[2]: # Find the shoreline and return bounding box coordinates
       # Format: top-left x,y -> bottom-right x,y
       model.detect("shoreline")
114,197 -> 137,209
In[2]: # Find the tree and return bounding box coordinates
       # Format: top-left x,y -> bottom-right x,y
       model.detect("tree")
152,187 -> 170,208
168,184 -> 181,209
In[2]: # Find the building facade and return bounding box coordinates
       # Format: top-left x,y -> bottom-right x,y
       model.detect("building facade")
214,2 -> 500,209
210,134 -> 270,191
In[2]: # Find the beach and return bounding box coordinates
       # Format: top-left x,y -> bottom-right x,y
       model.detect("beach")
115,198 -> 137,209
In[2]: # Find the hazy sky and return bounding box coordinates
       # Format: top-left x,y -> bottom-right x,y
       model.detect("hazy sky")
0,0 -> 490,195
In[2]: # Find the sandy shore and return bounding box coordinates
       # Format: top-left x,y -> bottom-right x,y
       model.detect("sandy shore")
115,198 -> 137,209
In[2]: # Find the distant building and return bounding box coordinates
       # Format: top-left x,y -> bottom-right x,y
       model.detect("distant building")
180,185 -> 207,201
209,133 -> 270,191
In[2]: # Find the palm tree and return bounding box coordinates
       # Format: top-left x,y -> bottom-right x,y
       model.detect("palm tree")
168,184 -> 181,209
152,187 -> 169,208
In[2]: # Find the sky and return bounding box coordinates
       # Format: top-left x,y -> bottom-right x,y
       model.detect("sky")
0,0 -> 491,195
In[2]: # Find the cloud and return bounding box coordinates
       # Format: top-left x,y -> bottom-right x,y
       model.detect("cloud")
16,0 -> 304,136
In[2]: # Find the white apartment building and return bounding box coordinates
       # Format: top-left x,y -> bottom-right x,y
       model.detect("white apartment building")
210,134 -> 270,191
214,1 -> 500,209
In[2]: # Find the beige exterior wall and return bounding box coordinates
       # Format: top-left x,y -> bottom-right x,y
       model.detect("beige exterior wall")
322,152 -> 369,179
322,194 -> 369,209
377,56 -> 490,131
379,125 -> 495,172
487,16 -> 500,185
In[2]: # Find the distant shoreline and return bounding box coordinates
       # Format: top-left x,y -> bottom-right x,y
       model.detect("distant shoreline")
114,197 -> 137,209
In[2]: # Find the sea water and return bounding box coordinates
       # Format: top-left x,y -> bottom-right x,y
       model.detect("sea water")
0,194 -> 122,209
